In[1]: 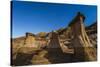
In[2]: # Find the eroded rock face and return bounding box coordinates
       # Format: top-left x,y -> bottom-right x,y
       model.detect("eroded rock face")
69,12 -> 97,61
47,32 -> 61,48
12,33 -> 37,66
11,36 -> 25,65
86,22 -> 97,48
24,32 -> 36,47
11,12 -> 97,66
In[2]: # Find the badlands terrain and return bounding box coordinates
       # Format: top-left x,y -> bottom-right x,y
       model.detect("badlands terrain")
11,12 -> 97,66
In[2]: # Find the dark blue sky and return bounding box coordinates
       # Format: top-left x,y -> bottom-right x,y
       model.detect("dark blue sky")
12,1 -> 97,38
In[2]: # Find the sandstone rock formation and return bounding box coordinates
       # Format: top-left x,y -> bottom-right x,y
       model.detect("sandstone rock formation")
24,32 -> 36,47
86,22 -> 97,48
46,31 -> 66,63
47,31 -> 61,48
11,36 -> 25,65
37,32 -> 47,38
68,12 -> 96,61
11,12 -> 97,66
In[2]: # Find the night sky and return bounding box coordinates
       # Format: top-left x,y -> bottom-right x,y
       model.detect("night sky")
12,1 -> 97,38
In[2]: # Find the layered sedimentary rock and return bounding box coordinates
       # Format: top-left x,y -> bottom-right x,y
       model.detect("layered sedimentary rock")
24,32 -> 36,47
46,31 -> 65,63
11,36 -> 25,65
47,31 -> 61,48
86,22 -> 97,48
11,12 -> 97,66
68,12 -> 96,61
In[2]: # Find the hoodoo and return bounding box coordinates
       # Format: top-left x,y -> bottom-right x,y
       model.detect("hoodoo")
11,12 -> 97,66
69,12 -> 96,61
47,31 -> 61,49
46,31 -> 66,63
